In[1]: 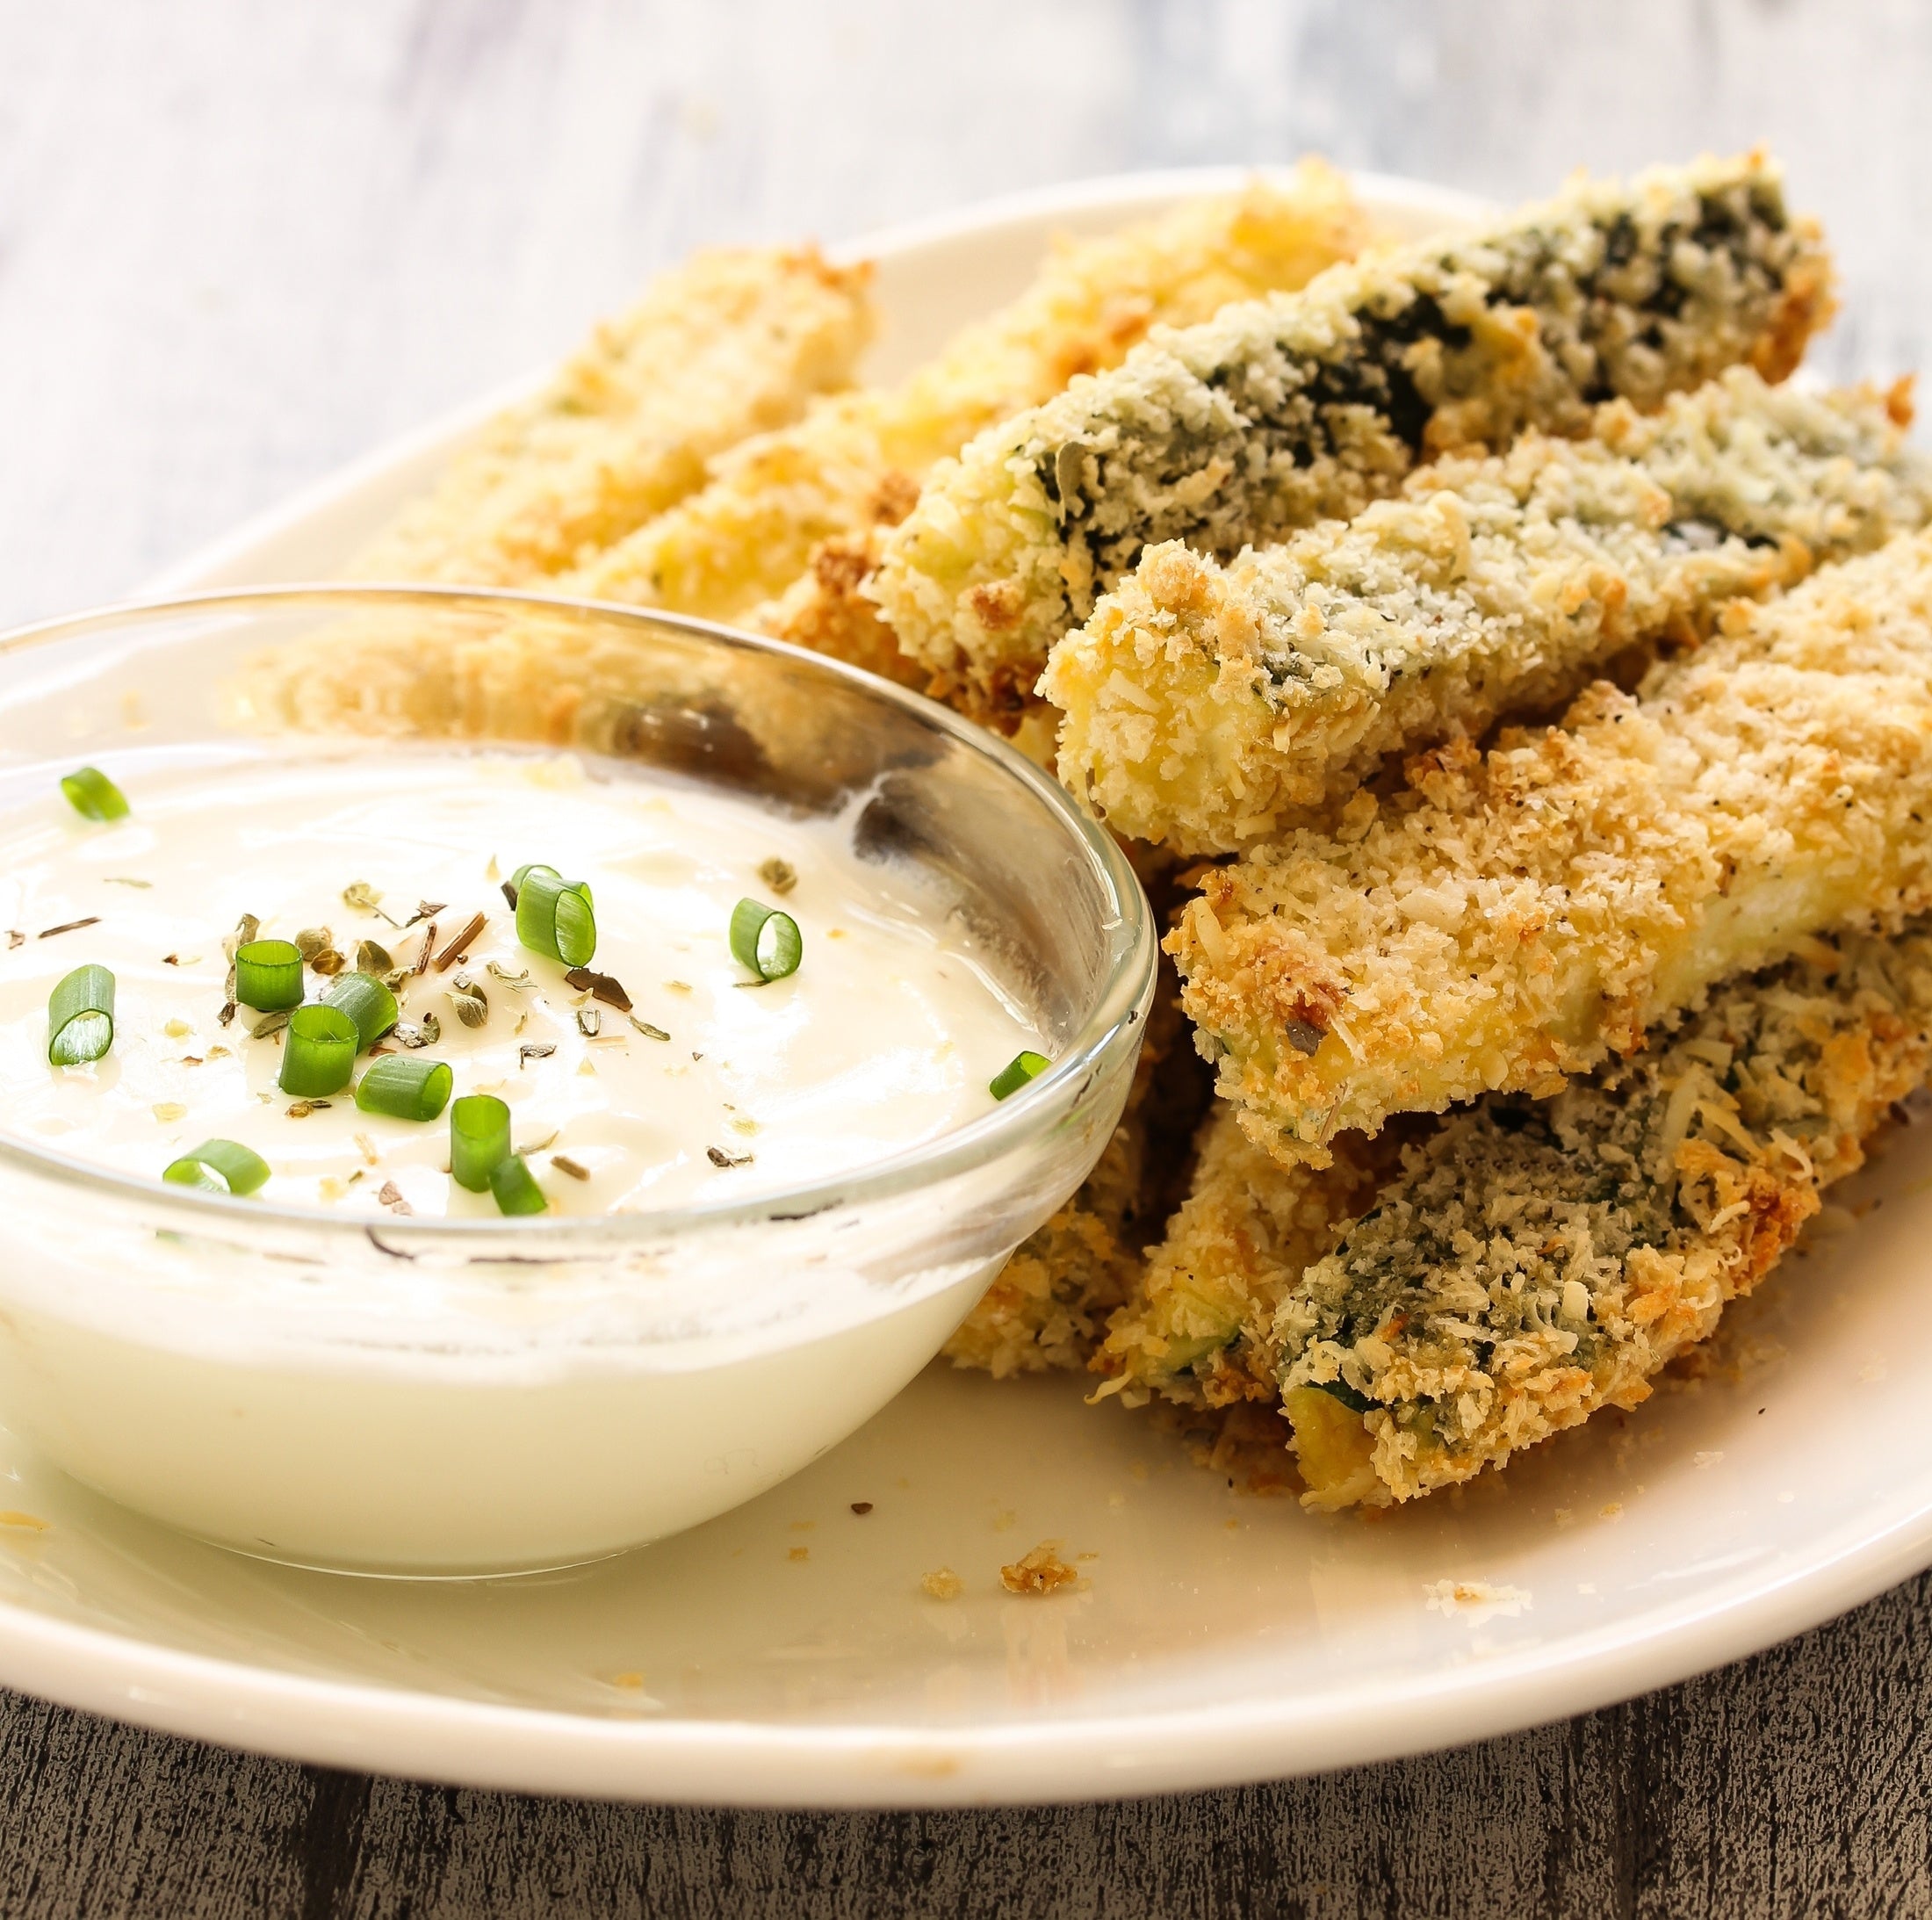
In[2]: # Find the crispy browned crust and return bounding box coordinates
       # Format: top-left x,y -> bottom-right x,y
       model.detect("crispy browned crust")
573,168 -> 1367,641
1279,927 -> 1932,1505
1044,371 -> 1929,854
1123,928 -> 1932,1507
1172,526 -> 1932,1167
352,248 -> 875,588
876,151 -> 1835,721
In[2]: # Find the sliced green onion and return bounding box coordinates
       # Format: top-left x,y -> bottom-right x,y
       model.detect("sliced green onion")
277,1003 -> 357,1097
450,1093 -> 512,1192
512,863 -> 596,967
322,971 -> 399,1050
47,964 -> 115,1065
489,1154 -> 549,1216
234,938 -> 305,1012
60,766 -> 129,821
989,1050 -> 1051,1101
162,1138 -> 270,1197
355,1055 -> 452,1122
729,898 -> 802,982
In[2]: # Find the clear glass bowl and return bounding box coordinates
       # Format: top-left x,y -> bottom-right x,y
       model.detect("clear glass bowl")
0,588 -> 1154,1575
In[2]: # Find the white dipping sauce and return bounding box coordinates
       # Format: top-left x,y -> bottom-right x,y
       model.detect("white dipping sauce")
0,749 -> 1041,1216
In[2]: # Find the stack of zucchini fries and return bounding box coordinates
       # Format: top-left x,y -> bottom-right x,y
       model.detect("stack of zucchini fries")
350,149 -> 1932,1510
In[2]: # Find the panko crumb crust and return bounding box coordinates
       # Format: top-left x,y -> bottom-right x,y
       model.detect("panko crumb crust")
1092,1107 -> 1395,1409
1173,525 -> 1932,1167
1115,927 -> 1932,1507
1048,369 -> 1927,854
570,166 -> 1367,635
1280,926 -> 1932,1505
875,151 -> 1832,725
353,248 -> 875,588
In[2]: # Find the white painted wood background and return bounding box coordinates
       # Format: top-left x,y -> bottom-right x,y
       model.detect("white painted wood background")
3,1 -> 1930,1911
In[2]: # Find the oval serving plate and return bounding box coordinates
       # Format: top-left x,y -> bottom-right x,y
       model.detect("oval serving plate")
7,169 -> 1929,1808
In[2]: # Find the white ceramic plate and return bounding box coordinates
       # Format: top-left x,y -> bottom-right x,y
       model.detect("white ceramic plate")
6,169 -> 1927,1808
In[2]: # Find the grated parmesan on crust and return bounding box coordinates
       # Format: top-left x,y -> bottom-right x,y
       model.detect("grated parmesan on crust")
873,151 -> 1833,725
1047,369 -> 1928,854
570,167 -> 1368,636
351,248 -> 875,587
1172,525 -> 1932,1166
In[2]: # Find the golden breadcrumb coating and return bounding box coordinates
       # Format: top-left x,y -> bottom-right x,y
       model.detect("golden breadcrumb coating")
351,248 -> 874,587
1279,927 -> 1932,1506
570,166 -> 1368,635
1172,526 -> 1932,1166
873,151 -> 1833,725
1092,1106 -> 1396,1408
1048,370 -> 1927,853
941,1111 -> 1150,1376
748,528 -> 928,689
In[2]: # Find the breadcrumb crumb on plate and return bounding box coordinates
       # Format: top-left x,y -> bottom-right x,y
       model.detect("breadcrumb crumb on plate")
999,1543 -> 1082,1595
1424,1580 -> 1532,1621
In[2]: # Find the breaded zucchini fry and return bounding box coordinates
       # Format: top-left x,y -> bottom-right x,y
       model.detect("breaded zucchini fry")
570,167 -> 1367,634
941,1101 -> 1151,1376
945,952 -> 1211,1375
873,151 -> 1832,723
1049,370 -> 1927,853
353,249 -> 875,587
1278,926 -> 1932,1506
1092,1106 -> 1396,1408
1172,526 -> 1932,1166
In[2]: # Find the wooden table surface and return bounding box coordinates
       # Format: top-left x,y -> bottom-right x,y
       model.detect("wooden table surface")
3,2 -> 1928,1911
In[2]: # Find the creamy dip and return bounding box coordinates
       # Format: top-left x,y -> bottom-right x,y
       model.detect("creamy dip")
0,748 -> 1042,1217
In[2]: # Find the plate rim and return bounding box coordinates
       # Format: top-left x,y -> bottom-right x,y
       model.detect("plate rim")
4,1482 -> 1928,1806
18,161 -> 1912,1809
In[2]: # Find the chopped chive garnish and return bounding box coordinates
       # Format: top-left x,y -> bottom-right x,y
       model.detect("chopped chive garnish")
234,938 -> 305,1012
729,898 -> 802,982
162,1138 -> 270,1196
450,1094 -> 512,1192
277,1003 -> 358,1097
511,864 -> 596,967
321,971 -> 399,1050
47,964 -> 115,1065
354,1055 -> 452,1122
61,767 -> 129,821
488,1154 -> 549,1216
989,1050 -> 1051,1101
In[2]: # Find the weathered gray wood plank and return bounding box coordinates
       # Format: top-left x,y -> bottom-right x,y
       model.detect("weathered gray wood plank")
0,0 -> 1927,1911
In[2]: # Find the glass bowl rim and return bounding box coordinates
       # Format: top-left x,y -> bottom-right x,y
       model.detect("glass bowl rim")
0,583 -> 1157,1245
